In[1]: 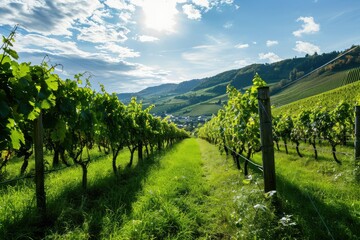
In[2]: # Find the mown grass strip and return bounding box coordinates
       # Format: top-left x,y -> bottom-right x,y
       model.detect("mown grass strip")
113,138 -> 208,239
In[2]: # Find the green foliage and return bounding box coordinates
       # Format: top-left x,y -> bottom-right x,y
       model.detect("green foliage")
1,31 -> 189,195
199,74 -> 266,173
274,102 -> 355,163
0,32 -> 59,152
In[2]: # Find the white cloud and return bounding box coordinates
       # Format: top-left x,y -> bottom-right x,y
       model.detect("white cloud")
220,0 -> 233,4
15,33 -> 91,57
13,33 -> 170,93
253,41 -> 257,45
104,0 -> 135,11
138,0 -> 179,32
121,64 -> 170,79
235,43 -> 249,49
293,41 -> 321,55
119,11 -> 134,23
182,43 -> 223,66
223,21 -> 233,29
0,0 -> 103,36
96,42 -> 140,59
181,36 -> 235,69
77,22 -> 129,43
136,35 -> 159,42
259,52 -> 282,63
266,40 -> 278,47
192,45 -> 214,49
182,4 -> 202,20
14,33 -> 132,63
235,4 -> 240,9
234,59 -> 252,68
293,16 -> 320,37
89,9 -> 113,24
192,0 -> 210,9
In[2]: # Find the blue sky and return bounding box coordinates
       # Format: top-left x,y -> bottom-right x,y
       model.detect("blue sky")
0,0 -> 359,93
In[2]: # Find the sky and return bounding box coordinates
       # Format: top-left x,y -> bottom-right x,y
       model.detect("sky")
0,0 -> 359,93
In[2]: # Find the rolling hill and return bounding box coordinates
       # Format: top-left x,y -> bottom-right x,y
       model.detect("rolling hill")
118,45 -> 360,116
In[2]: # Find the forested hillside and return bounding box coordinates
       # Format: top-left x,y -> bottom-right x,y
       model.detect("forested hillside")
119,46 -> 360,116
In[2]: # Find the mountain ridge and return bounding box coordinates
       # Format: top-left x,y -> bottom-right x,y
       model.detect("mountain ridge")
117,45 -> 360,116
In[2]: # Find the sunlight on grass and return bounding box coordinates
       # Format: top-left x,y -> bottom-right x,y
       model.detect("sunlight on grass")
1,139 -> 358,239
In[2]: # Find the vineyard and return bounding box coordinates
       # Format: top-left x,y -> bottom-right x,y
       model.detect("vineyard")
0,31 -> 188,216
342,67 -> 360,85
198,74 -> 360,238
1,31 -> 360,239
199,73 -> 359,171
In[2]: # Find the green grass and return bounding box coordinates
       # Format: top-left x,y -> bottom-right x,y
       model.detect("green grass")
247,140 -> 360,239
0,147 -> 136,239
0,138 -> 299,239
1,138 -> 359,239
271,70 -> 349,107
275,144 -> 360,239
273,79 -> 360,116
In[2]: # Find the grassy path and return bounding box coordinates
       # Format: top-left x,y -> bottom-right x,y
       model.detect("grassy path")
112,138 -> 240,239
1,139 -> 243,239
1,138 -> 301,239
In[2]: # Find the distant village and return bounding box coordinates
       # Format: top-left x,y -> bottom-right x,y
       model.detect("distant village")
153,114 -> 212,132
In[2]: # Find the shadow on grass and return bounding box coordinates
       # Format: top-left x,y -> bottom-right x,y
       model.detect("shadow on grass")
0,143 -> 181,239
276,174 -> 360,240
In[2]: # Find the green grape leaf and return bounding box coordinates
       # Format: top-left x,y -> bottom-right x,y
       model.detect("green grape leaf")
40,99 -> 51,109
9,127 -> 25,150
12,62 -> 30,79
51,119 -> 67,142
28,107 -> 40,120
4,48 -> 19,60
6,118 -> 15,128
45,75 -> 59,91
47,93 -> 56,106
0,54 -> 11,64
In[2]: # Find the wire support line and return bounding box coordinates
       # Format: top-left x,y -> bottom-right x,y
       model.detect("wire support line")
224,144 -> 264,172
0,153 -> 107,186
306,190 -> 335,240
281,45 -> 360,89
278,143 -> 352,156
0,165 -> 69,186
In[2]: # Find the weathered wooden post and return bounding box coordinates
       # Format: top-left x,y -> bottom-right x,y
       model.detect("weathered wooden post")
355,106 -> 360,164
258,87 -> 276,192
34,112 -> 46,217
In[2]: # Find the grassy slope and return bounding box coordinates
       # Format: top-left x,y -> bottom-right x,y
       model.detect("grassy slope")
154,69 -> 353,117
273,79 -> 360,116
271,70 -> 348,107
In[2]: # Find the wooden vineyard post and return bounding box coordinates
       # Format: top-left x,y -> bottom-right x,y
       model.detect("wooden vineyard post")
258,87 -> 276,193
34,111 -> 46,218
355,106 -> 360,164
